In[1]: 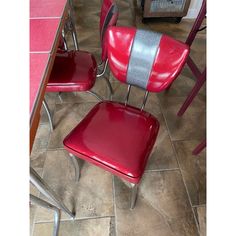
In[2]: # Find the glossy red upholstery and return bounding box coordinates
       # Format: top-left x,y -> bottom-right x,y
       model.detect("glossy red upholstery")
105,26 -> 189,92
46,0 -> 118,93
46,50 -> 97,92
64,101 -> 159,183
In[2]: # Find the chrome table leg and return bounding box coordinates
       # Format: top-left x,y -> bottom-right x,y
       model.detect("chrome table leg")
30,194 -> 60,236
30,167 -> 75,218
42,100 -> 54,132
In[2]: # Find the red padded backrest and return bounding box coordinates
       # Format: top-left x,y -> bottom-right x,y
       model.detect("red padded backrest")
105,26 -> 190,92
99,0 -> 119,61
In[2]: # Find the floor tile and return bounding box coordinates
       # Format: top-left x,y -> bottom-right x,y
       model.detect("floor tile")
33,217 -> 114,236
174,140 -> 206,206
35,150 -> 114,222
114,170 -> 198,236
30,205 -> 37,236
31,124 -> 51,153
146,114 -> 178,170
160,95 -> 206,141
193,205 -> 206,236
47,102 -> 97,149
158,71 -> 206,99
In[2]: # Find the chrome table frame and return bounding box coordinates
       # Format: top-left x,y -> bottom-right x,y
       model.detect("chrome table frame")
30,167 -> 74,218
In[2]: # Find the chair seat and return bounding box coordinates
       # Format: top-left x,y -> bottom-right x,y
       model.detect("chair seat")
46,50 -> 97,92
63,101 -> 159,183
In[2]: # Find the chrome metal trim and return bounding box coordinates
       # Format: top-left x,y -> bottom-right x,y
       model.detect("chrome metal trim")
96,59 -> 108,78
42,99 -> 54,131
58,92 -> 63,103
61,29 -> 68,51
130,183 -> 138,209
69,153 -> 80,181
125,85 -> 131,106
30,194 -> 60,236
141,91 -> 149,111
30,167 -> 74,218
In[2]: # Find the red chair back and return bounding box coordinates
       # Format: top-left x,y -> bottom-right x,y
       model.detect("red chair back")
105,26 -> 190,92
100,0 -> 119,62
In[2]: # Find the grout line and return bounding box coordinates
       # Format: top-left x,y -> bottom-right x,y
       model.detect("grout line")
171,138 -> 205,143
112,176 -> 118,236
144,168 -> 179,173
30,207 -> 36,236
192,204 -> 206,208
158,94 -> 201,236
35,215 -> 115,224
46,147 -> 65,151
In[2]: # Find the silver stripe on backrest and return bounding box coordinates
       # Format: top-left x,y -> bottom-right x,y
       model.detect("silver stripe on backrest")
101,4 -> 118,42
126,29 -> 162,89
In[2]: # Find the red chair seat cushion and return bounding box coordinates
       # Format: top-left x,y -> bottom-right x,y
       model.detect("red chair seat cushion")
63,101 -> 159,184
46,50 -> 97,92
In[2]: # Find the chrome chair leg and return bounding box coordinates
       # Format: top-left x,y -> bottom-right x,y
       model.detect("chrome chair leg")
69,153 -> 81,181
103,77 -> 113,100
30,194 -> 60,236
61,29 -> 68,51
71,29 -> 79,50
53,208 -> 60,236
42,100 -> 54,131
58,92 -> 63,103
86,91 -> 103,101
97,61 -> 104,68
130,183 -> 138,209
30,167 -> 75,219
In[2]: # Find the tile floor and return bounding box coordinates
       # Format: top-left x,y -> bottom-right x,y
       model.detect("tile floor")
30,0 -> 206,235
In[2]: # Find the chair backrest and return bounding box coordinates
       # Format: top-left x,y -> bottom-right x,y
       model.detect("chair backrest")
105,26 -> 190,93
99,0 -> 119,62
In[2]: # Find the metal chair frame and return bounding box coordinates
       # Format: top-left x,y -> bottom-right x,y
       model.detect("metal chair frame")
177,0 -> 206,116
30,194 -> 61,236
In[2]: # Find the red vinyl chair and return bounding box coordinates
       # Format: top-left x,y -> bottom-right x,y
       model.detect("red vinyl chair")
63,26 -> 190,209
43,0 -> 119,131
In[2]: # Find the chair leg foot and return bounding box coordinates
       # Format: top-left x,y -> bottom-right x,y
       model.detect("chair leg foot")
69,153 -> 81,181
130,183 -> 138,209
42,99 -> 54,131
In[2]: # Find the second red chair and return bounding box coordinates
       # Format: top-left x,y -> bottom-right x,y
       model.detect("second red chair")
43,0 -> 119,131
